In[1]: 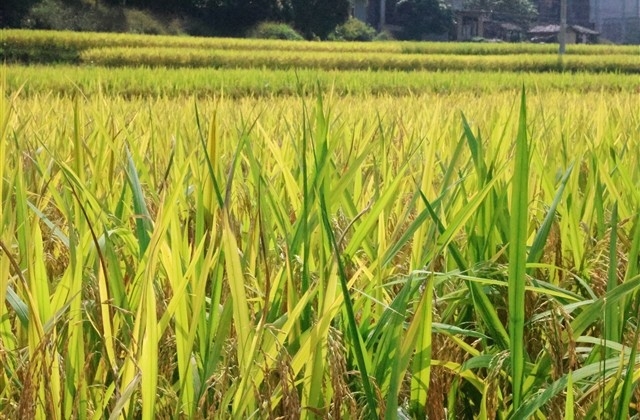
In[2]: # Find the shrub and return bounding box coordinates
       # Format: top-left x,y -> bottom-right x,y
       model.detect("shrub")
394,0 -> 453,40
374,29 -> 396,41
125,9 -> 169,35
248,22 -> 304,40
25,0 -> 126,32
329,18 -> 376,41
291,0 -> 351,39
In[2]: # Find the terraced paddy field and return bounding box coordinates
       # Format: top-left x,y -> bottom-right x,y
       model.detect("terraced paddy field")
1,29 -> 640,419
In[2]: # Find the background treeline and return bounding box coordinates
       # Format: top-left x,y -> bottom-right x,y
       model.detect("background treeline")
1,0 -> 542,40
0,0 -> 351,38
0,0 -> 455,40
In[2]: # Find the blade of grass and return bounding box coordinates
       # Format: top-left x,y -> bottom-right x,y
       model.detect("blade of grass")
513,355 -> 633,418
195,103 -> 224,213
613,299 -> 640,420
624,212 -> 640,283
408,274 -> 434,418
225,211 -> 255,415
318,190 -> 378,419
572,275 -> 640,338
419,191 -> 510,350
605,202 -> 620,353
0,240 -> 30,328
126,146 -> 152,258
564,370 -> 574,419
526,165 -> 573,273
508,87 -> 529,411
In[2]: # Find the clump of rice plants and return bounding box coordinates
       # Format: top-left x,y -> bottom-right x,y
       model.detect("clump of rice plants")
6,64 -> 640,98
77,46 -> 640,73
4,28 -> 640,62
1,71 -> 640,419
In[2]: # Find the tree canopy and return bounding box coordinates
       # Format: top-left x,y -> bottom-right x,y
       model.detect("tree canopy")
1,0 -> 537,40
393,0 -> 454,40
1,0 -> 353,38
464,0 -> 537,24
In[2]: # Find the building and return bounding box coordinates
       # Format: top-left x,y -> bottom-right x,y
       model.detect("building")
528,23 -> 600,42
485,22 -> 527,41
356,0 -> 639,43
454,10 -> 491,40
353,0 -> 487,40
536,0 -> 592,27
591,0 -> 640,42
534,0 -> 640,43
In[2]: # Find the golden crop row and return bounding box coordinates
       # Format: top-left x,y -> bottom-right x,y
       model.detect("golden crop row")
78,46 -> 640,73
6,64 -> 640,98
2,89 -> 639,418
2,28 -> 639,65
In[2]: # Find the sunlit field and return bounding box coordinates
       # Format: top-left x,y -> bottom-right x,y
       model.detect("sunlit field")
1,30 -> 640,419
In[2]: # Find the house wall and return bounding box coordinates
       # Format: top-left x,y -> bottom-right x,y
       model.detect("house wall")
569,0 -> 592,26
455,13 -> 487,40
590,0 -> 640,41
601,16 -> 640,42
535,0 -> 591,26
529,28 -> 585,43
535,0 -> 640,42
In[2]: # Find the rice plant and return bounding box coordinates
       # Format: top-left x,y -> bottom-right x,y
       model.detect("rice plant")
1,37 -> 640,418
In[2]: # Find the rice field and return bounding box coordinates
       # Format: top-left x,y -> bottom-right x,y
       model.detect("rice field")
3,29 -> 640,72
1,30 -> 640,419
5,65 -> 640,98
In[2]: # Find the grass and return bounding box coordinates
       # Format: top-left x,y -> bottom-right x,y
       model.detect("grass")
4,29 -> 640,58
5,65 -> 640,98
3,29 -> 640,73
2,30 -> 640,418
77,47 -> 640,73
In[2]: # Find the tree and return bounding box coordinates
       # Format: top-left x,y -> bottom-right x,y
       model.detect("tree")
0,0 -> 38,27
464,0 -> 537,24
394,0 -> 453,40
290,0 -> 350,39
195,0 -> 292,36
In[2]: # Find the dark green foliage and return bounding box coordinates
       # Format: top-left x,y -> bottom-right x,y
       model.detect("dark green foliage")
394,0 -> 453,40
200,0 -> 293,37
329,18 -> 377,41
21,0 -> 182,35
10,0 -> 349,38
124,9 -> 179,35
465,0 -> 537,24
290,0 -> 350,39
0,0 -> 38,27
248,22 -> 304,40
373,29 -> 396,41
24,0 -> 127,32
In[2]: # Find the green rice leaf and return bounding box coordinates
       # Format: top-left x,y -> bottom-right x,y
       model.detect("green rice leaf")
508,87 -> 529,410
564,370 -> 574,419
319,191 -> 378,418
126,146 -> 152,257
614,302 -> 640,420
527,165 -> 573,271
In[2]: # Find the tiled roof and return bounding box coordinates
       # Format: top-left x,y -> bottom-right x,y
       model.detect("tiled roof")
528,24 -> 561,33
571,25 -> 599,35
528,24 -> 599,34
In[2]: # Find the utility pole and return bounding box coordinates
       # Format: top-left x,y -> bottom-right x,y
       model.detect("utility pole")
379,0 -> 386,30
559,0 -> 567,55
